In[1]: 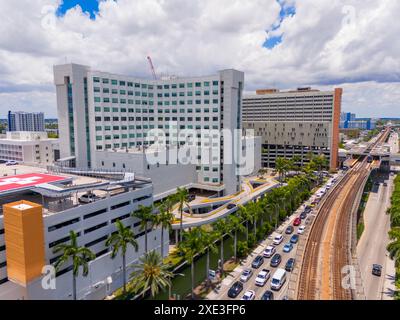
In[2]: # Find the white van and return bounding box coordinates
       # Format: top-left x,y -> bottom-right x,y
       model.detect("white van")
270,268 -> 287,291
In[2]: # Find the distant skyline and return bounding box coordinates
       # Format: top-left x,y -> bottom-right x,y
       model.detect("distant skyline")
0,0 -> 399,118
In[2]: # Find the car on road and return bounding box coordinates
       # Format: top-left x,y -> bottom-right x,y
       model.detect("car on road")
255,269 -> 271,287
241,290 -> 256,301
297,225 -> 306,235
270,253 -> 282,268
304,206 -> 312,213
188,194 -> 196,201
372,264 -> 382,277
270,269 -> 287,291
285,226 -> 294,234
227,203 -> 237,210
285,258 -> 295,272
261,290 -> 274,300
5,160 -> 18,166
383,182 -> 388,187
273,234 -> 284,245
305,216 -> 313,225
283,243 -> 293,253
293,217 -> 301,226
300,211 -> 307,219
290,234 -> 299,244
227,281 -> 243,298
252,255 -> 264,269
263,245 -> 276,258
240,269 -> 253,282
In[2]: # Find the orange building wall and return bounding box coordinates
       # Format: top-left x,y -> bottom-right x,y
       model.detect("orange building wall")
3,200 -> 45,286
256,89 -> 280,95
330,88 -> 343,170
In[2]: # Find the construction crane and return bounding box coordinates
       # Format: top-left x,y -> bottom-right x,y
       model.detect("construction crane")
147,56 -> 157,80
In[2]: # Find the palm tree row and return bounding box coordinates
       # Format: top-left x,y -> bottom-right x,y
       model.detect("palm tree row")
275,154 -> 329,185
175,173 -> 314,299
387,175 -> 400,299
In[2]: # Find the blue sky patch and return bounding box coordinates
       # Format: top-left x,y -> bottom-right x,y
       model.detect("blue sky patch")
264,35 -> 283,49
57,0 -> 100,19
264,0 -> 296,49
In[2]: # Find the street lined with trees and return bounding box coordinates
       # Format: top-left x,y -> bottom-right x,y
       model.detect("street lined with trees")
53,154 -> 328,300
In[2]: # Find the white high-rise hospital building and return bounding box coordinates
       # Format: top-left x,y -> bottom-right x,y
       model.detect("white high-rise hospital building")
54,64 -> 258,199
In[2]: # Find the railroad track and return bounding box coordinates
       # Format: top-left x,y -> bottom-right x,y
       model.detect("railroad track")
297,128 -> 390,300
297,168 -> 354,299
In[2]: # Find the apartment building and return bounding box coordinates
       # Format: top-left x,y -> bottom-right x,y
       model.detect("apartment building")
7,111 -> 45,132
0,131 -> 58,165
54,63 -> 249,197
243,87 -> 342,170
0,168 -> 164,300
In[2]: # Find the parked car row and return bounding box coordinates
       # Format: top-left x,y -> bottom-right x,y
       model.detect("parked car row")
226,177 -> 339,301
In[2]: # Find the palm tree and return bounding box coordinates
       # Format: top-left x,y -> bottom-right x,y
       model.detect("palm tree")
130,250 -> 174,298
266,202 -> 280,229
246,201 -> 262,239
276,157 -> 289,184
227,214 -> 246,260
178,228 -> 203,299
213,219 -> 228,275
292,155 -> 302,174
258,168 -> 268,178
175,187 -> 191,242
238,205 -> 251,242
105,220 -> 138,295
132,205 -> 154,253
154,200 -> 175,258
309,154 -> 328,184
53,230 -> 95,300
200,229 -> 218,286
387,227 -> 400,264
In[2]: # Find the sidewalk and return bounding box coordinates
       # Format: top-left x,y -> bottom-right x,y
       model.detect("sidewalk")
382,252 -> 396,300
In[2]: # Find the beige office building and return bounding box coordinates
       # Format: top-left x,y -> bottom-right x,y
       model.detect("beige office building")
243,88 -> 342,171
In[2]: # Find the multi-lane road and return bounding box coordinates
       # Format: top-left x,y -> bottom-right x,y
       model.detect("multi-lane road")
357,174 -> 394,299
215,226 -> 302,300
208,180 -> 334,300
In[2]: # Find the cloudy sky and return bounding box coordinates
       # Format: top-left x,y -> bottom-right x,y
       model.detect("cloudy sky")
0,0 -> 399,118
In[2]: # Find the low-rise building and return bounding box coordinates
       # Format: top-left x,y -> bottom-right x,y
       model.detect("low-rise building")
0,131 -> 59,165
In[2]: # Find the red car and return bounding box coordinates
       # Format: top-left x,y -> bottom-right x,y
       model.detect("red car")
293,217 -> 301,226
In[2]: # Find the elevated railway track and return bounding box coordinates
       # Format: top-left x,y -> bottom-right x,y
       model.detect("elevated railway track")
296,128 -> 390,300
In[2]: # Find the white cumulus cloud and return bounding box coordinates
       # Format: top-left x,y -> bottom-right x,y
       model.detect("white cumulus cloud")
0,0 -> 399,117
